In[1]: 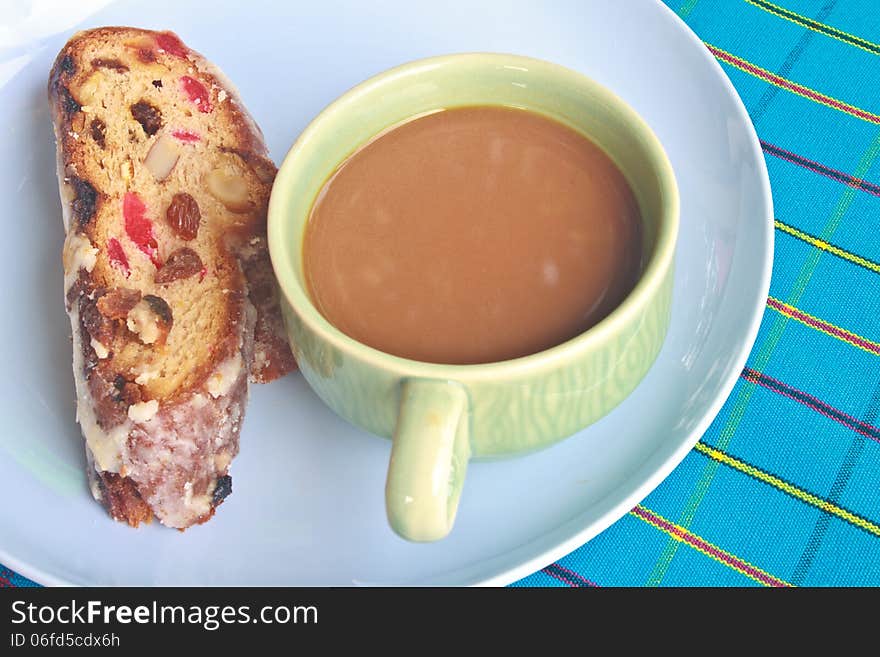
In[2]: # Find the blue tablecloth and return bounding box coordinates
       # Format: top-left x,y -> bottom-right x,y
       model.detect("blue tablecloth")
5,0 -> 879,588
514,0 -> 880,587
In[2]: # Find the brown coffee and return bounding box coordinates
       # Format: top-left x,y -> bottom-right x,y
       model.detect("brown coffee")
303,106 -> 642,365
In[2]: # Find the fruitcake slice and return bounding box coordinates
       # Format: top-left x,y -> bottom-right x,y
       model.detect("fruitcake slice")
48,27 -> 295,529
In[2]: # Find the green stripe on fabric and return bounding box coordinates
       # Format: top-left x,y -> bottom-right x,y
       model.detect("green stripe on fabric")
677,0 -> 701,19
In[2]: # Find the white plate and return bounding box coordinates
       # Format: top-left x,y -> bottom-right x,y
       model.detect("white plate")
0,0 -> 772,585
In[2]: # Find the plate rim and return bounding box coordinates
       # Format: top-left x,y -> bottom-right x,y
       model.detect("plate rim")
466,1 -> 775,587
0,0 -> 773,587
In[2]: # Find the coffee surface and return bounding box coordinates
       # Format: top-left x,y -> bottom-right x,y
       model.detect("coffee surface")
304,106 -> 642,364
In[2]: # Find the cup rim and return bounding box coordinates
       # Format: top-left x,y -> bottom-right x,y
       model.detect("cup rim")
268,52 -> 679,380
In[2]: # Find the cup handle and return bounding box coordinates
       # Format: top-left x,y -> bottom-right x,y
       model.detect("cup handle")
385,379 -> 471,542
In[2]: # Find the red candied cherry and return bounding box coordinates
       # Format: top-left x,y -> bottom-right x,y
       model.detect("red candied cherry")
155,32 -> 189,59
107,238 -> 130,277
180,76 -> 213,113
172,129 -> 201,142
123,192 -> 162,267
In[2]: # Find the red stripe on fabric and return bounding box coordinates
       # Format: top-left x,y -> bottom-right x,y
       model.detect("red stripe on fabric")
632,507 -> 788,587
707,45 -> 880,124
766,298 -> 880,354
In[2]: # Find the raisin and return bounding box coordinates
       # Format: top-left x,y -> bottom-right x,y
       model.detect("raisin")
212,475 -> 232,506
65,270 -> 89,310
165,192 -> 201,240
59,54 -> 76,76
86,370 -> 128,428
96,288 -> 141,319
155,247 -> 204,284
90,118 -> 106,148
70,177 -> 98,227
136,48 -> 156,64
130,100 -> 162,136
48,54 -> 75,107
112,375 -> 142,405
80,297 -> 115,345
91,58 -> 129,72
143,295 -> 173,326
59,86 -> 81,117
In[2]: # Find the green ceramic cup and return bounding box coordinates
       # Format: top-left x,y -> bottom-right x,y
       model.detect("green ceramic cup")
268,53 -> 678,542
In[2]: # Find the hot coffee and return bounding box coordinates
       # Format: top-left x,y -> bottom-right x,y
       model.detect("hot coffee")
304,106 -> 643,364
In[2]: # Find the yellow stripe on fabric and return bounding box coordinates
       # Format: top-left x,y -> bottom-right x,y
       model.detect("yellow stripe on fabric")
694,443 -> 880,538
775,220 -> 880,274
745,0 -> 880,57
645,127 -> 880,587
631,505 -> 792,587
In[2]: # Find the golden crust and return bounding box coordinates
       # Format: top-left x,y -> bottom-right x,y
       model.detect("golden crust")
94,470 -> 154,527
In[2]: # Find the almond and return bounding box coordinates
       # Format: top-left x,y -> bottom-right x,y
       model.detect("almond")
62,233 -> 98,275
205,169 -> 253,213
75,70 -> 106,105
126,295 -> 173,345
120,159 -> 134,184
143,134 -> 180,182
